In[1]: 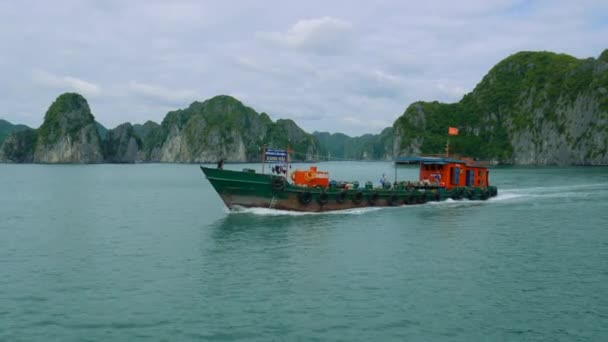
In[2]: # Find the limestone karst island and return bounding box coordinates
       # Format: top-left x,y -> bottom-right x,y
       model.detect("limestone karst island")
1,49 -> 607,165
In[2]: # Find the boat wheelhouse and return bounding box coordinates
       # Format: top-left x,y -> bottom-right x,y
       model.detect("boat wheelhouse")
395,156 -> 490,190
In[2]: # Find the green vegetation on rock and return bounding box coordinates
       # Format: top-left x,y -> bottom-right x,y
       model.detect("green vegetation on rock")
393,50 -> 608,165
37,93 -> 96,146
149,95 -> 321,162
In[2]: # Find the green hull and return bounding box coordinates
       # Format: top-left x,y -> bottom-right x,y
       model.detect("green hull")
201,166 -> 498,212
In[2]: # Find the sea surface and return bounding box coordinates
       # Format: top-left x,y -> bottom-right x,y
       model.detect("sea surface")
1,162 -> 607,341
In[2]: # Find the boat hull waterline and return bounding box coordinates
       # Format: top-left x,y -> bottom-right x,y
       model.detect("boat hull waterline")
201,167 -> 498,213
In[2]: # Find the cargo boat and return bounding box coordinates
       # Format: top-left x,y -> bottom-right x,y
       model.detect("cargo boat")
201,155 -> 498,213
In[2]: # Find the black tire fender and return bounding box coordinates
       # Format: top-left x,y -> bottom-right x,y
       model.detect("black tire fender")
388,194 -> 399,206
336,191 -> 347,204
298,191 -> 312,205
271,176 -> 286,191
368,192 -> 379,205
317,192 -> 329,205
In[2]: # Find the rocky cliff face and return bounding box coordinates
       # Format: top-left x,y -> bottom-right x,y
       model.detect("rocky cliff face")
33,93 -> 104,163
148,95 -> 320,162
102,123 -> 143,163
314,128 -> 394,160
393,50 -> 608,165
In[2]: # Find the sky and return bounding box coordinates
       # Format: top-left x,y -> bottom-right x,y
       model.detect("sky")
1,0 -> 607,136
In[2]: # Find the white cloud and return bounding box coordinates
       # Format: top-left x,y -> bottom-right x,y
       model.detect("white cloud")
436,82 -> 467,100
128,81 -> 197,104
341,116 -> 364,126
348,68 -> 406,99
257,16 -> 353,53
340,116 -> 389,130
31,70 -> 101,97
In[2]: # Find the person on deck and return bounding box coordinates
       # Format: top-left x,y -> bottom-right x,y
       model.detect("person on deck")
433,173 -> 441,186
380,173 -> 387,188
217,159 -> 224,169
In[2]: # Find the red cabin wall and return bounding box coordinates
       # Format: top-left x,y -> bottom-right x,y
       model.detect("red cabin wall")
419,164 -> 449,187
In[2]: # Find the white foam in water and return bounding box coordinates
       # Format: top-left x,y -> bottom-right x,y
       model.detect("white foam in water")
488,192 -> 527,202
229,206 -> 383,216
506,182 -> 608,195
499,183 -> 608,202
427,198 -> 458,206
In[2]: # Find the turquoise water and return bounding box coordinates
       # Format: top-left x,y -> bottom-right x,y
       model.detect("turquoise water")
1,162 -> 607,341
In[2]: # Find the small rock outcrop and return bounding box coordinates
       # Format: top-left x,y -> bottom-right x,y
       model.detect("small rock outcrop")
33,93 -> 104,163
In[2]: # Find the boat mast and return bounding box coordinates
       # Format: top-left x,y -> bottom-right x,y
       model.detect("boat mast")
393,156 -> 397,185
261,144 -> 266,174
286,145 -> 290,176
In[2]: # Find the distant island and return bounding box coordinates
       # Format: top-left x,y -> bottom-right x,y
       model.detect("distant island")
1,49 -> 607,165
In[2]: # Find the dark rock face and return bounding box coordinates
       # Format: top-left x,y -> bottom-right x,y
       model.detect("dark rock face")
0,119 -> 30,146
0,129 -> 38,163
103,123 -> 142,163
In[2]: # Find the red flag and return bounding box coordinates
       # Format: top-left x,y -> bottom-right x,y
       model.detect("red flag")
448,127 -> 459,136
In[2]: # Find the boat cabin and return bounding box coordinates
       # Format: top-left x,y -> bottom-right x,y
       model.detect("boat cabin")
396,156 -> 490,189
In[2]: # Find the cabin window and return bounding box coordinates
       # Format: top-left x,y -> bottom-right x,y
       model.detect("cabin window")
451,167 -> 460,185
466,170 -> 474,186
